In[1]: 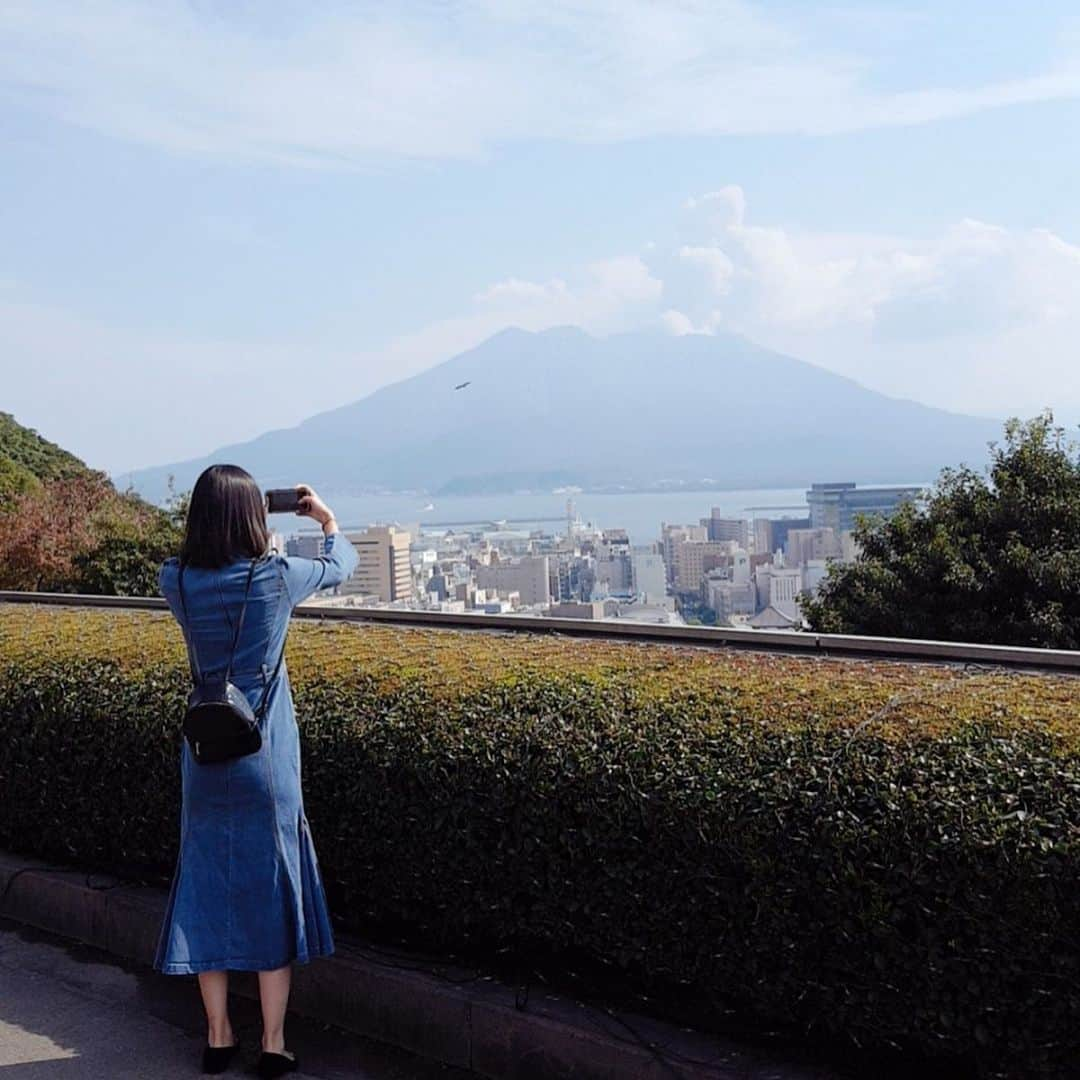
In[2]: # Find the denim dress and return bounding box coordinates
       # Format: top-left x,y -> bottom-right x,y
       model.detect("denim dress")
153,531 -> 358,975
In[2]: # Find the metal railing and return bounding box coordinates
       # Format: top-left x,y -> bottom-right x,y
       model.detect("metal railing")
1,590 -> 1078,673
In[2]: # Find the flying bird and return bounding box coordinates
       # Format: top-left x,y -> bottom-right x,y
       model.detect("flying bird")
454,380 -> 471,390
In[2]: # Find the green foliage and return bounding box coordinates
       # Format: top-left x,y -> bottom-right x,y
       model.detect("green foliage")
803,413 -> 1080,648
69,499 -> 182,596
1,605 -> 1079,1077
0,455 -> 40,510
0,411 -> 90,484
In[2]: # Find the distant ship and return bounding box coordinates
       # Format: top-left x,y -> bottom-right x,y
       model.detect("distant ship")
421,502 -> 435,511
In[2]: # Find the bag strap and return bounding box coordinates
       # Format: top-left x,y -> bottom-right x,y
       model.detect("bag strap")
223,558 -> 259,682
177,557 -> 259,683
254,637 -> 287,718
176,561 -> 201,683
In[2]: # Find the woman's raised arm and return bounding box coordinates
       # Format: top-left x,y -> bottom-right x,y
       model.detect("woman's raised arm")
279,485 -> 358,606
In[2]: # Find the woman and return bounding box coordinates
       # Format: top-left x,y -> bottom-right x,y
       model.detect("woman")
154,465 -> 357,1077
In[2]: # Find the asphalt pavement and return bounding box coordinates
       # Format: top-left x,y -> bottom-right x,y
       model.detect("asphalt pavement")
0,918 -> 472,1078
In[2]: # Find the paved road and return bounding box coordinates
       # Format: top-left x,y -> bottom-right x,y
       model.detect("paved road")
0,919 -> 473,1078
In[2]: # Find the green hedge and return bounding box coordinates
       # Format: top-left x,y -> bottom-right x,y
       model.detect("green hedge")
1,605 -> 1079,1077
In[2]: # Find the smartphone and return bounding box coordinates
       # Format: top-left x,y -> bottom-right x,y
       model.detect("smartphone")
265,488 -> 303,514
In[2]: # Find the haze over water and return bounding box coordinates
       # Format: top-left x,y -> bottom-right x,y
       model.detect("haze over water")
277,486 -> 928,547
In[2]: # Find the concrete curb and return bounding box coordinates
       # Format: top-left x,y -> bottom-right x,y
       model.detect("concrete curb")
0,850 -> 835,1080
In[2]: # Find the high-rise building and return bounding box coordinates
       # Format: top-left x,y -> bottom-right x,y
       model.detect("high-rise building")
672,539 -> 737,595
706,511 -> 750,547
807,482 -> 922,533
661,524 -> 707,585
630,547 -> 667,603
342,525 -> 413,602
752,518 -> 773,555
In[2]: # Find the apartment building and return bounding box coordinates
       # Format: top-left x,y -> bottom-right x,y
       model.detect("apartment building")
705,511 -> 750,547
661,523 -> 707,585
342,525 -> 413,603
672,538 -> 737,595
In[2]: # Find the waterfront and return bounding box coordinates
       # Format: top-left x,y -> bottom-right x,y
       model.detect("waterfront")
299,487 -> 829,545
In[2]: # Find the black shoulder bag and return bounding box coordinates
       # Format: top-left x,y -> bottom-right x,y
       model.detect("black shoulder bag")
177,557 -> 282,765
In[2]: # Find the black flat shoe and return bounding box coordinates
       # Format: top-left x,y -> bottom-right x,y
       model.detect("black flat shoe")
201,1042 -> 239,1074
256,1050 -> 298,1078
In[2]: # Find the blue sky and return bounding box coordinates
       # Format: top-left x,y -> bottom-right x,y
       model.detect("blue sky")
2,2 -> 1080,473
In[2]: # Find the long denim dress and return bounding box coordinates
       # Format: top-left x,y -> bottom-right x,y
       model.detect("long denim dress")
153,531 -> 358,974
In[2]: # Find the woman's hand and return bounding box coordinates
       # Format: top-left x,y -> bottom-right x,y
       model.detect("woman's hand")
296,485 -> 336,530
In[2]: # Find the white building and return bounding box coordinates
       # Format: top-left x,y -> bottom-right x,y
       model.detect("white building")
342,525 -> 413,603
754,564 -> 804,612
630,547 -> 667,603
707,578 -> 757,625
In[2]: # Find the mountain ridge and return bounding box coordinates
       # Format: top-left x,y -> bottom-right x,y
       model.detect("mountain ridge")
121,327 -> 1005,501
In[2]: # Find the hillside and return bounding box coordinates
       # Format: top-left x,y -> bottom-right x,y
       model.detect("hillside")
122,327 -> 1005,500
0,412 -> 94,505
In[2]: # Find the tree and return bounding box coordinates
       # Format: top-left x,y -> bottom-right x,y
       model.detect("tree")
0,455 -> 40,510
0,473 -> 183,596
0,474 -> 108,592
70,491 -> 183,596
802,412 -> 1080,649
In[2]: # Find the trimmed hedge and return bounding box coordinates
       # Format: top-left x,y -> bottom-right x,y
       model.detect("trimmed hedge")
2,604 -> 1080,1077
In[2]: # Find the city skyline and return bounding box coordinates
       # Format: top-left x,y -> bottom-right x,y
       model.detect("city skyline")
275,480 -> 915,631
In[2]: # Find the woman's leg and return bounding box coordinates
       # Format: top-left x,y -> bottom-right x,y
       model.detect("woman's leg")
256,964 -> 292,1054
197,970 -> 235,1047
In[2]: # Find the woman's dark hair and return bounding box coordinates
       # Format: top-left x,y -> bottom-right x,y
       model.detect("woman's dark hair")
180,465 -> 270,568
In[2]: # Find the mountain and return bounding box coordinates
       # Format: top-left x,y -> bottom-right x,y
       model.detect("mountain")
122,327 -> 1005,501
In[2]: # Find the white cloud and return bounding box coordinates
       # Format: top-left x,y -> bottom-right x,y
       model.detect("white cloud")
661,309 -> 696,336
653,189 -> 1080,422
476,255 -> 662,333
1,2 -> 1079,166
677,246 -> 736,295
475,278 -> 570,305
684,187 -> 747,229
7,184 -> 1079,474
